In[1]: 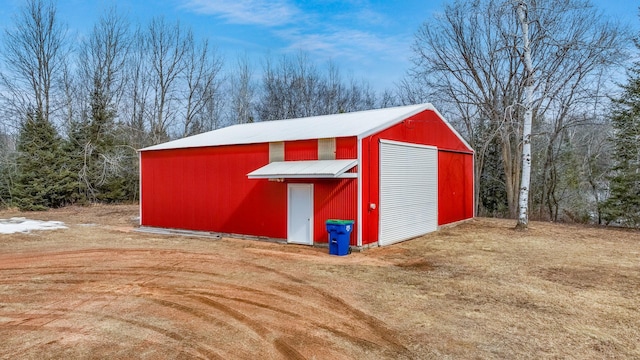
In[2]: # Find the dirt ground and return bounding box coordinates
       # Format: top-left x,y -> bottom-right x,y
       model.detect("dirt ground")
0,205 -> 638,359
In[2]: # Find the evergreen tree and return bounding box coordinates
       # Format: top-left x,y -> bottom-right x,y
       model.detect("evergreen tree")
479,137 -> 509,217
89,84 -> 129,203
602,57 -> 640,226
67,79 -> 131,203
13,110 -> 72,210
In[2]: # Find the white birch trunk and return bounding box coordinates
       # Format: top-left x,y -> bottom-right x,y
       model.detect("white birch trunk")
516,2 -> 533,229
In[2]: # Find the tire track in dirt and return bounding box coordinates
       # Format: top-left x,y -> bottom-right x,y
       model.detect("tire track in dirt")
0,247 -> 414,359
30,309 -> 223,360
273,337 -> 307,360
1,260 -> 304,358
187,295 -> 271,337
177,293 -> 309,359
98,313 -> 224,360
188,290 -> 301,318
148,294 -> 306,359
247,262 -> 413,357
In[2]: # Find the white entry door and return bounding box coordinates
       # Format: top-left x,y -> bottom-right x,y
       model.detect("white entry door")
288,184 -> 313,245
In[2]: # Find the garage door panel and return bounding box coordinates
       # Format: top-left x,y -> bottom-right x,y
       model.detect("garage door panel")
379,141 -> 438,246
381,196 -> 432,209
381,206 -> 432,224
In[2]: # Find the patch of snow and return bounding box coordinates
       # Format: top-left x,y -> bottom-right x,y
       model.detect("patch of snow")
0,217 -> 67,234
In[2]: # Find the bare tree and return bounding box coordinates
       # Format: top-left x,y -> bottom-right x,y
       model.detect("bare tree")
405,0 -> 627,220
182,39 -> 223,136
258,53 -> 319,120
78,7 -> 130,116
122,25 -> 152,149
403,0 -> 524,217
0,0 -> 69,126
69,7 -> 132,201
379,88 -> 400,108
0,0 -> 70,206
228,55 -> 256,125
147,17 -> 190,142
258,52 -> 378,121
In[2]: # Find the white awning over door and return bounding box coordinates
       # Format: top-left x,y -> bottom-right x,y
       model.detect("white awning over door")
247,159 -> 357,179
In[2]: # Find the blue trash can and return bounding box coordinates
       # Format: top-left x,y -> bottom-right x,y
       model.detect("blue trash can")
326,219 -> 354,256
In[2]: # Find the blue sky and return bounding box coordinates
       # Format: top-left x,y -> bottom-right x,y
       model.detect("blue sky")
0,0 -> 638,91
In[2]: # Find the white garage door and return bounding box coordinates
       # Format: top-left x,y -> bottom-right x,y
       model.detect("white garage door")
379,140 -> 438,246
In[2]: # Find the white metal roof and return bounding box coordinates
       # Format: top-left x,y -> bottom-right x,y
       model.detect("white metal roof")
247,159 -> 358,179
140,103 -> 437,151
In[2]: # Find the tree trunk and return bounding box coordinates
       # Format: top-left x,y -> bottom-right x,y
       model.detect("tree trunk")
516,2 -> 533,230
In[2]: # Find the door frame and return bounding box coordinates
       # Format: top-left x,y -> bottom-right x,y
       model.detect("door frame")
287,183 -> 314,245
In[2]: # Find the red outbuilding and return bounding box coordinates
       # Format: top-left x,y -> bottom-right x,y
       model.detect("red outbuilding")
139,103 -> 474,248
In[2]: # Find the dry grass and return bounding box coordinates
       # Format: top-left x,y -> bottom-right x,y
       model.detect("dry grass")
358,219 -> 640,359
0,206 -> 638,359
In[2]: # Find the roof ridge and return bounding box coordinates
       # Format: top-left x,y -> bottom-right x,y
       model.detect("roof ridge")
140,103 -> 434,152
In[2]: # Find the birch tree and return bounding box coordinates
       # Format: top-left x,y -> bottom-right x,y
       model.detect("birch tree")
404,0 -> 626,221
515,1 -> 533,229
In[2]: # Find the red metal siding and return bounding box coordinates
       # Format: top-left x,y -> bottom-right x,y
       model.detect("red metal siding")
438,151 -> 474,224
286,136 -> 358,244
284,137 -> 356,160
370,110 -> 472,151
315,179 -> 358,245
142,137 -> 359,244
361,109 -> 474,245
320,137 -> 358,243
141,144 -> 287,238
285,139 -> 317,160
287,178 -> 358,244
361,137 -> 379,245
336,137 -> 357,159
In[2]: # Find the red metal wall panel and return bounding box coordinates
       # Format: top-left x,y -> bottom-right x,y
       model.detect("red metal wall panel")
285,139 -> 317,160
142,137 -> 359,244
284,137 -> 356,160
319,137 -> 358,243
361,137 -> 379,245
438,151 -> 474,224
288,178 -> 358,244
360,109 -> 474,245
286,136 -> 358,244
336,137 -> 357,159
313,179 -> 358,245
141,144 -> 287,238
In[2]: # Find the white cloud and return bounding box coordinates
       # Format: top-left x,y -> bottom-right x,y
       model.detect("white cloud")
276,27 -> 407,64
181,0 -> 300,27
180,0 -> 412,74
